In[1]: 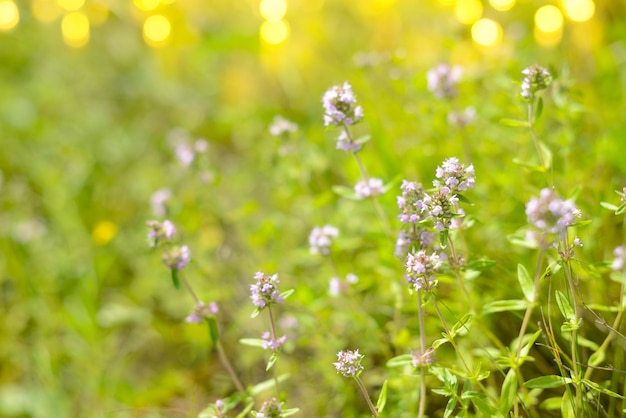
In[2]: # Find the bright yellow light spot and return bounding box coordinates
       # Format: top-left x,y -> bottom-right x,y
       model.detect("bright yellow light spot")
143,14 -> 171,46
534,25 -> 562,47
563,0 -> 594,22
62,12 -> 89,47
57,0 -> 84,12
455,0 -> 483,25
92,221 -> 118,246
32,0 -> 62,22
438,0 -> 455,6
489,0 -> 515,12
471,18 -> 502,47
134,0 -> 160,12
535,5 -> 563,33
0,0 -> 19,31
260,19 -> 288,45
88,1 -> 109,26
260,0 -> 286,22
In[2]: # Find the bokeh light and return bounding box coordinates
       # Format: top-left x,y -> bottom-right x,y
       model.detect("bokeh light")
57,0 -> 85,12
134,0 -> 160,12
563,0 -> 595,22
471,18 -> 502,47
31,0 -> 62,22
260,19 -> 289,45
61,11 -> 89,47
92,221 -> 118,245
535,5 -> 563,33
534,25 -> 562,47
489,0 -> 515,12
455,0 -> 483,25
0,0 -> 19,31
260,0 -> 286,21
143,14 -> 171,46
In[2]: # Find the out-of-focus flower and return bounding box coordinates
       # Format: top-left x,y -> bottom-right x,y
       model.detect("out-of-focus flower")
447,106 -> 476,127
427,64 -> 462,99
309,225 -> 339,255
150,188 -> 171,217
256,397 -> 284,418
185,301 -> 219,324
162,245 -> 190,270
613,246 -> 625,271
322,82 -> 364,127
411,348 -> 436,368
261,331 -> 287,351
333,349 -> 364,378
146,219 -> 176,247
525,188 -> 581,243
433,157 -> 475,193
269,115 -> 298,136
405,250 -> 442,291
355,178 -> 384,198
336,130 -> 362,152
520,65 -> 552,102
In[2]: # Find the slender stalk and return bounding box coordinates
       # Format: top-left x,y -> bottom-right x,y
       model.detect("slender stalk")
446,237 -> 473,312
354,376 -> 379,417
268,307 -> 280,395
527,102 -> 552,187
417,290 -> 427,418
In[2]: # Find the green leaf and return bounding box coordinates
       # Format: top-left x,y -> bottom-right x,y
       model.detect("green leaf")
617,203 -> 626,215
439,229 -> 448,248
355,134 -> 371,145
519,330 -> 542,357
207,317 -> 219,345
538,141 -> 552,170
535,97 -> 544,121
280,288 -> 295,301
235,402 -> 255,418
540,397 -> 563,410
561,390 -> 575,418
582,379 -> 626,399
281,408 -> 300,417
462,391 -> 501,416
500,369 -> 517,415
500,118 -> 529,128
250,308 -> 261,319
376,380 -> 388,412
524,375 -> 571,389
386,354 -> 413,368
482,299 -> 529,314
518,263 -> 535,303
555,290 -> 575,322
250,374 -> 289,395
465,259 -> 496,271
239,338 -> 265,348
331,185 -> 359,200
450,313 -> 473,337
171,269 -> 180,289
266,350 -> 280,371
600,201 -> 619,211
512,158 -> 546,172
456,193 -> 473,205
443,396 -> 457,418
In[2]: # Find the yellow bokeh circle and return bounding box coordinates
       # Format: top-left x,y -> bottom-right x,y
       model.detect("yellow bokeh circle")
260,0 -> 286,22
471,18 -> 502,47
143,14 -> 171,46
563,0 -> 594,22
455,0 -> 483,25
92,221 -> 118,246
31,0 -> 62,22
58,0 -> 85,12
535,5 -> 563,33
62,12 -> 89,47
134,0 -> 160,12
0,0 -> 19,31
489,0 -> 515,12
260,19 -> 289,45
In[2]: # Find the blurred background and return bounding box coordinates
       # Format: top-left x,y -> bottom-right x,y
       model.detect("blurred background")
1,0 -> 625,417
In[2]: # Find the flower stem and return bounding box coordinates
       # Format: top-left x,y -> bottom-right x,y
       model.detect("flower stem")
417,290 -> 427,418
354,375 -> 379,417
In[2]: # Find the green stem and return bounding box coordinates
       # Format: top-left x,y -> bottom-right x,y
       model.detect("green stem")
417,290 -> 427,418
268,307 -> 280,395
527,102 -> 551,187
354,375 -> 379,417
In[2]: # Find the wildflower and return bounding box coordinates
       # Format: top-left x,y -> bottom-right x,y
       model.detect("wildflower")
613,246 -> 625,271
269,115 -> 298,136
175,142 -> 195,167
405,250 -> 442,291
256,398 -> 284,418
336,130 -> 362,152
433,157 -> 475,193
447,106 -> 476,127
309,225 -> 339,255
411,348 -> 436,368
398,180 -> 427,224
333,349 -> 364,378
261,331 -> 287,351
146,219 -> 176,248
150,188 -> 171,217
322,82 -> 364,127
194,139 -> 209,153
427,63 -> 462,99
525,188 -> 581,242
355,178 -> 384,198
329,273 -> 358,296
520,65 -> 552,102
209,399 -> 226,418
423,188 -> 459,231
162,245 -> 190,270
250,272 -> 284,309
185,301 -> 219,324
620,187 -> 626,205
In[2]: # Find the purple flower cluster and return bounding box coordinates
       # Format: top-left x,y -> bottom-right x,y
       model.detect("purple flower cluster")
427,63 -> 462,99
308,225 -> 339,255
185,301 -> 219,324
146,219 -> 176,248
257,398 -> 284,418
261,331 -> 287,351
322,82 -> 364,127
423,188 -> 460,231
405,250 -> 443,291
433,157 -> 475,193
329,273 -> 358,297
525,188 -> 581,242
447,106 -> 476,127
336,130 -> 362,152
411,348 -> 436,368
269,115 -> 298,136
520,65 -> 552,102
354,178 -> 384,199
208,399 -> 226,418
397,181 -> 427,224
333,349 -> 364,378
162,245 -> 191,270
250,272 -> 284,309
